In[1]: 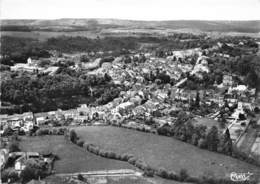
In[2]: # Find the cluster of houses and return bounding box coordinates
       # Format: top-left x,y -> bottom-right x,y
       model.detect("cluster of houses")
0,147 -> 54,175
10,58 -> 59,75
1,42 -> 258,143
0,112 -> 35,134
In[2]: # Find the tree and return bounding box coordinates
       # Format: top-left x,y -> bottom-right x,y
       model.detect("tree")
239,113 -> 246,120
191,133 -> 199,146
206,126 -> 219,151
20,160 -> 46,183
38,59 -> 51,67
198,138 -> 207,149
245,69 -> 258,88
223,128 -> 232,154
195,91 -> 200,107
80,55 -> 90,63
69,129 -> 78,143
8,141 -> 20,152
179,169 -> 189,181
184,121 -> 194,142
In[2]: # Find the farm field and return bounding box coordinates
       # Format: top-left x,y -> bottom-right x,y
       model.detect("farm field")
236,125 -> 257,154
74,126 -> 260,180
1,31 -> 100,41
19,135 -> 135,173
45,175 -> 189,184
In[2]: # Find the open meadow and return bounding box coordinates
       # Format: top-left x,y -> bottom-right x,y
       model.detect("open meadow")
19,135 -> 135,174
74,126 -> 260,180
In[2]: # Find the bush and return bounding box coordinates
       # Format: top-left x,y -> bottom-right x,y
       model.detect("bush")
76,139 -> 85,147
1,170 -> 9,182
99,149 -> 106,157
36,128 -> 49,136
8,141 -> 20,152
157,167 -> 168,178
69,129 -> 78,143
57,128 -> 66,135
1,170 -> 19,183
128,157 -> 137,165
52,129 -> 57,135
83,142 -> 89,150
8,171 -> 19,182
21,160 -> 46,183
144,166 -> 154,177
134,159 -> 147,170
77,174 -> 84,181
107,151 -> 116,159
121,153 -> 131,161
198,138 -> 207,149
168,171 -> 178,180
179,169 -> 189,181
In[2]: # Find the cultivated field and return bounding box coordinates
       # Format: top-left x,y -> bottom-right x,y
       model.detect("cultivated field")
20,136 -> 135,173
74,126 -> 260,179
1,31 -> 100,41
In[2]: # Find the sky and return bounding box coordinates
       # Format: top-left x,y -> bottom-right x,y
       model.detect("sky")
0,0 -> 260,20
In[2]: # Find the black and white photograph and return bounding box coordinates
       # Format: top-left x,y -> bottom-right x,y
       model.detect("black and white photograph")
0,0 -> 260,183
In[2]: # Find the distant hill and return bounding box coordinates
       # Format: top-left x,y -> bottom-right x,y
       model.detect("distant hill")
1,19 -> 260,33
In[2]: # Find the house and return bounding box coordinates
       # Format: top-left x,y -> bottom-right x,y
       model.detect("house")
10,60 -> 44,73
43,66 -> 59,76
7,118 -> 24,130
15,152 -> 40,172
132,105 -> 147,116
231,102 -> 246,120
116,102 -> 135,115
0,149 -> 9,169
63,109 -> 77,120
21,120 -> 35,132
222,75 -> 233,86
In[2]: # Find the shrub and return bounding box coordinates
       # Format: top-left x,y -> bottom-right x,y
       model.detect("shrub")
99,149 -> 106,157
76,139 -> 85,147
52,129 -> 58,135
1,170 -> 9,182
21,159 -> 47,182
8,141 -> 20,152
198,138 -> 207,149
69,129 -> 78,143
8,170 -> 19,182
107,151 -> 116,159
115,153 -> 122,160
157,167 -> 168,178
128,157 -> 137,165
1,170 -> 19,183
144,166 -> 154,177
83,142 -> 90,150
121,153 -> 130,161
135,160 -> 149,170
36,128 -> 49,136
179,168 -> 189,181
77,174 -> 84,181
168,171 -> 178,180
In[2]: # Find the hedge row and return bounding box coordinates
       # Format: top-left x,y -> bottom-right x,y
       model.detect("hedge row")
113,123 -> 260,168
232,146 -> 260,167
111,122 -> 157,134
65,129 -> 258,184
64,129 -> 195,182
36,127 -> 67,136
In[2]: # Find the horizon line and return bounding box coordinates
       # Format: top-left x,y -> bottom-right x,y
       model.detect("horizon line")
1,17 -> 260,22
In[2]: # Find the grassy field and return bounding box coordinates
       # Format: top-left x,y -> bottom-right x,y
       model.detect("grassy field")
74,126 -> 260,179
1,31 -> 100,41
45,175 -> 189,184
236,125 -> 257,154
19,136 -> 135,173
